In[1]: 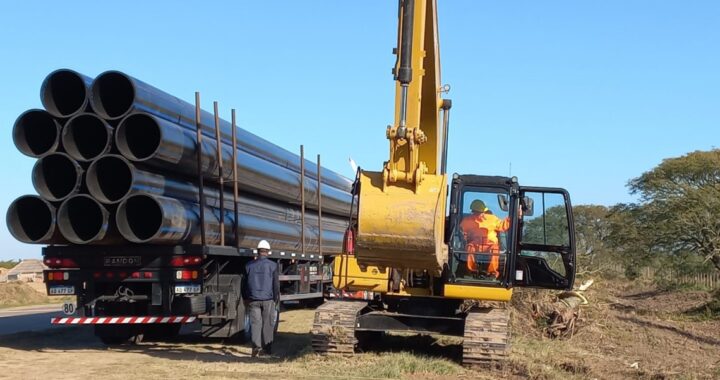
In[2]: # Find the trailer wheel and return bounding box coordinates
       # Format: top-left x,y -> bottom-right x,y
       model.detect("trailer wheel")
144,323 -> 182,341
95,325 -> 143,346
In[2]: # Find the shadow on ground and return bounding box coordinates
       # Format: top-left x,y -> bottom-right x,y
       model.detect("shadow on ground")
0,323 -> 466,366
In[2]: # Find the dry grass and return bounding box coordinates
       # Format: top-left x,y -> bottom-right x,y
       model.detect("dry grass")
1,281 -> 719,379
0,281 -> 69,308
0,282 -> 51,308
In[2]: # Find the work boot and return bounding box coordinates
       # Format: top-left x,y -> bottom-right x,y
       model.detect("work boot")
263,344 -> 273,355
251,347 -> 260,357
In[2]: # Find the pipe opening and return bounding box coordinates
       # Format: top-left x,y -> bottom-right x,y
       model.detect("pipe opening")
116,113 -> 161,160
41,70 -> 88,118
91,71 -> 135,120
117,196 -> 162,242
6,196 -> 54,243
58,196 -> 106,243
32,153 -> 82,201
12,110 -> 60,157
87,156 -> 133,203
62,114 -> 112,161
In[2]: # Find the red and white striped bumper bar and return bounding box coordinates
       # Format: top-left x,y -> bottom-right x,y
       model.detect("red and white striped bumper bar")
51,316 -> 197,325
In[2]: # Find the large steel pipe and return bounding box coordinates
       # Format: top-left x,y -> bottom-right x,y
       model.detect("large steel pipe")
61,113 -> 113,162
40,69 -> 92,119
32,153 -> 84,202
90,71 -> 352,191
114,114 -> 352,216
116,194 -> 345,253
6,195 -> 67,244
12,109 -> 62,158
57,195 -> 122,244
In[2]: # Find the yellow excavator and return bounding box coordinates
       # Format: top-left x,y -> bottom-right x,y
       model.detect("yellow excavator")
311,0 -> 576,365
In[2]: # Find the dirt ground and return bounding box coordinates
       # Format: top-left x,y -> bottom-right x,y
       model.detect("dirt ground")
0,282 -> 69,308
0,281 -> 718,380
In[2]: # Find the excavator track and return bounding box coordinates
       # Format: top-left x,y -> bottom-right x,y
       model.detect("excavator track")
462,306 -> 511,366
311,300 -> 367,356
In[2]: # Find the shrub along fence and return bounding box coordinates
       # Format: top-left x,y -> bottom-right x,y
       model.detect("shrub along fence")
606,264 -> 719,289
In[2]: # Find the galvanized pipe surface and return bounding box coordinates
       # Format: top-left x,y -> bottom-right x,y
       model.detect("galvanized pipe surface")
12,109 -> 63,158
40,69 -> 93,119
89,70 -> 352,191
6,195 -> 67,244
116,194 -> 344,253
86,155 -> 347,231
32,152 -> 84,202
114,113 -> 352,216
57,194 -> 123,244
61,113 -> 113,162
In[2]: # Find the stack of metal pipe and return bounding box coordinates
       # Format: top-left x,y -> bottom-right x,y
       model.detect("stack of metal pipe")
7,69 -> 353,255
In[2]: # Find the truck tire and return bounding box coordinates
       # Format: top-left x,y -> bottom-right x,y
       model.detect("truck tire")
144,323 -> 182,341
95,325 -> 143,345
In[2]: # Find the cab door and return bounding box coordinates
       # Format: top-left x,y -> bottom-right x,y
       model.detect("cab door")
513,187 -> 575,290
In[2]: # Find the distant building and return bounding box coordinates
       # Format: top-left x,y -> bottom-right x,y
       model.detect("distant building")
0,267 -> 7,282
5,259 -> 47,282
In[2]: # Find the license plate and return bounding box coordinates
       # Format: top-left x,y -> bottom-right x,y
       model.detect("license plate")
49,286 -> 75,295
174,284 -> 202,294
104,256 -> 141,266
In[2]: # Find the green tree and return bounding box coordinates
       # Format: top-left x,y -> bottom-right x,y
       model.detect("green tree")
572,205 -> 624,274
626,149 -> 720,273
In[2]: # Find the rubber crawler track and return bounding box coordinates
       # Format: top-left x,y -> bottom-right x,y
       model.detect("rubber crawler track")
462,306 -> 511,366
310,300 -> 367,355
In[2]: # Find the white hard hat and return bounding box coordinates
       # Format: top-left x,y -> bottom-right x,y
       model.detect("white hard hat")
257,240 -> 271,250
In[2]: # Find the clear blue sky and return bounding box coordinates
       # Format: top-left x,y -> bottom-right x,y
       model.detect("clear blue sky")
1,1 -> 718,260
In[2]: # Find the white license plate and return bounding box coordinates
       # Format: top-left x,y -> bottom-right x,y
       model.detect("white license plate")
174,284 -> 202,294
49,286 -> 75,295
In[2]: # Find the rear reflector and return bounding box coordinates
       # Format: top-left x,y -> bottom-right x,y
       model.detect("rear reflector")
170,256 -> 203,267
44,258 -> 78,268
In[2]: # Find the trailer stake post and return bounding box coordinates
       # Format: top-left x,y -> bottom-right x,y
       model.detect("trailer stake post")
300,145 -> 305,255
195,92 -> 207,246
317,154 -> 323,258
231,109 -> 240,249
213,101 -> 225,246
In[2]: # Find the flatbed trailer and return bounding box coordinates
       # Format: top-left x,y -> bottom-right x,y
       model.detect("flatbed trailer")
43,244 -> 331,344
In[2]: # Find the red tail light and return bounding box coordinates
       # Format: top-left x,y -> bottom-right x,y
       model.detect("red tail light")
176,270 -> 198,280
47,271 -> 69,281
343,227 -> 355,255
44,257 -> 78,268
131,272 -> 141,279
169,256 -> 203,267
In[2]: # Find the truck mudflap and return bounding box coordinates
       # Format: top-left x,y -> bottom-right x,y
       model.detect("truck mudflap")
51,316 -> 197,324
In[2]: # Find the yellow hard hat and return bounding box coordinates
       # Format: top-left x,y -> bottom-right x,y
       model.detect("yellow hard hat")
470,200 -> 488,213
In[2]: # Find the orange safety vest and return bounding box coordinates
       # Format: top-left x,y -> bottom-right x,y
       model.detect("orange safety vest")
460,212 -> 510,276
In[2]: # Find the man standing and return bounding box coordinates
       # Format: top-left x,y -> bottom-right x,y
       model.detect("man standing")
244,240 -> 280,357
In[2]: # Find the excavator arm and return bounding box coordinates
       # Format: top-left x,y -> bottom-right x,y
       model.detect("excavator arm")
354,0 -> 450,274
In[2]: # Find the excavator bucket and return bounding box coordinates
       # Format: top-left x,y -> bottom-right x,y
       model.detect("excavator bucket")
355,170 -> 447,274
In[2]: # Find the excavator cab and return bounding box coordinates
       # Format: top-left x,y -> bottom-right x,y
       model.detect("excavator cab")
447,174 -> 576,291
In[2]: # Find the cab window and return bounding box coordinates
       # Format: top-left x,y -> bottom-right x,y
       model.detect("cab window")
450,188 -> 511,284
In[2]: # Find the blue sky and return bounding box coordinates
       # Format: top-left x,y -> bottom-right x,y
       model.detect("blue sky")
1,1 -> 718,260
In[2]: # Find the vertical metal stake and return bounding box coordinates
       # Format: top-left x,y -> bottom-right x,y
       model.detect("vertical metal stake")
194,92 -> 207,246
300,145 -> 305,255
317,154 -> 323,257
213,101 -> 225,246
231,109 -> 240,249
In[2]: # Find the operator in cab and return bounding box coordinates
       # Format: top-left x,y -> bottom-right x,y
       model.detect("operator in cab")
460,200 -> 510,278
244,240 -> 280,357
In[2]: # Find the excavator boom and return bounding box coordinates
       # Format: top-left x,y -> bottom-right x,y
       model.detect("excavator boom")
355,0 -> 449,273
